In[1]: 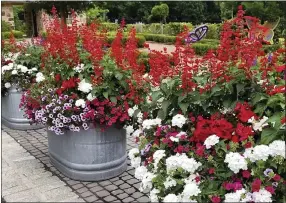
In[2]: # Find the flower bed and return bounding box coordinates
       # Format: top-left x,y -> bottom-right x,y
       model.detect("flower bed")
127,7 -> 286,202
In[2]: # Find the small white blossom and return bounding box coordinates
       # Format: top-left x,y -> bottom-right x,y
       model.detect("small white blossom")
131,157 -> 141,168
252,189 -> 272,202
170,136 -> 180,142
78,79 -> 92,93
36,72 -> 45,82
181,182 -> 201,198
74,63 -> 85,73
224,152 -> 247,173
75,99 -> 86,108
142,118 -> 161,130
128,148 -> 139,160
172,114 -> 187,128
164,176 -> 177,189
19,65 -> 28,73
163,194 -> 180,202
135,166 -> 148,180
4,82 -> 11,89
153,150 -> 166,171
132,129 -> 142,138
204,134 -> 220,149
248,116 -> 268,131
269,140 -> 285,158
149,188 -> 160,202
87,93 -> 96,101
11,70 -> 18,75
126,125 -> 134,136
224,188 -> 246,202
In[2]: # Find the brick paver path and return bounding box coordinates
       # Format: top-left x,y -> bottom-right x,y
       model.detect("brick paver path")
1,125 -> 150,202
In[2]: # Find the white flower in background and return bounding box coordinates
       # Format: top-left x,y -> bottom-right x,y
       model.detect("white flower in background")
224,152 -> 247,174
252,145 -> 270,161
132,129 -> 142,138
181,182 -> 201,199
75,99 -> 86,108
74,63 -> 85,73
170,136 -> 179,142
149,188 -> 160,202
224,188 -> 246,202
163,194 -> 180,202
78,79 -> 92,93
166,153 -> 201,174
172,114 -> 187,128
128,108 -> 135,117
4,82 -> 11,89
243,148 -> 255,162
140,172 -> 155,191
87,93 -> 96,101
135,166 -> 148,180
153,150 -> 166,171
184,174 -> 199,185
143,73 -> 149,78
131,157 -> 141,168
31,67 -> 38,71
137,111 -> 143,123
252,189 -> 272,202
126,125 -> 134,136
176,131 -> 187,138
20,65 -> 28,73
164,176 -> 177,189
11,70 -> 18,75
269,140 -> 285,158
248,116 -> 268,131
128,148 -> 139,160
204,134 -> 220,149
36,72 -> 45,82
142,118 -> 161,130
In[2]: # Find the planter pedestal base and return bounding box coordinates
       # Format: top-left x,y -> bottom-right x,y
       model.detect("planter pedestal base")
48,126 -> 127,181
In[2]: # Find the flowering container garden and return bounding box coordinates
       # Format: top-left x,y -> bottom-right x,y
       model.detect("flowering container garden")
48,126 -> 127,181
2,86 -> 43,130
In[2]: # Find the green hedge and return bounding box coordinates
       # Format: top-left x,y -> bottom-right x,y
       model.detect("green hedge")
191,43 -> 218,55
142,33 -> 176,44
107,34 -> 146,48
262,44 -> 281,53
205,23 -> 222,40
100,23 -> 119,32
1,30 -> 24,39
1,21 -> 12,32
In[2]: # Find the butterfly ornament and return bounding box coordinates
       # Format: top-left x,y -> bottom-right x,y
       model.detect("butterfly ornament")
185,24 -> 208,44
245,16 -> 280,44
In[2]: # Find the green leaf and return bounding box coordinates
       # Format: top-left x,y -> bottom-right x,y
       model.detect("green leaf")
103,91 -> 109,99
151,91 -> 162,101
178,95 -> 187,103
110,96 -> 117,104
157,109 -> 166,120
251,92 -> 268,105
162,100 -> 171,115
178,102 -> 189,114
267,112 -> 283,129
236,83 -> 245,94
260,128 -> 278,144
115,72 -> 123,80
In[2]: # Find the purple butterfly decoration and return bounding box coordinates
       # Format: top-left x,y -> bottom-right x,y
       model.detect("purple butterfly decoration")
185,25 -> 208,43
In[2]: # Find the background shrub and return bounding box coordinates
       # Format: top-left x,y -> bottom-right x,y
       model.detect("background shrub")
107,33 -> 146,48
1,21 -> 12,32
191,43 -> 218,55
1,30 -> 24,39
205,23 -> 221,40
100,23 -> 119,32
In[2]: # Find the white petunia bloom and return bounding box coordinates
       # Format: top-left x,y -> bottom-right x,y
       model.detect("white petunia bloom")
128,108 -> 135,117
248,116 -> 268,131
20,65 -> 28,73
131,157 -> 141,168
269,140 -> 285,158
78,79 -> 92,93
252,189 -> 272,202
4,82 -> 11,89
163,194 -> 180,202
128,148 -> 139,160
204,134 -> 220,149
126,125 -> 134,136
74,63 -> 85,73
224,152 -> 247,174
132,129 -> 142,138
137,111 -> 143,123
134,166 -> 148,180
140,172 -> 155,192
252,145 -> 270,161
31,67 -> 38,71
142,118 -> 162,130
181,182 -> 201,198
170,136 -> 179,142
11,70 -> 18,75
153,150 -> 166,171
163,176 -> 177,189
36,72 -> 45,82
172,114 -> 187,128
75,99 -> 86,108
176,131 -> 187,138
166,153 -> 201,174
224,188 -> 246,202
87,93 -> 96,101
149,188 -> 160,202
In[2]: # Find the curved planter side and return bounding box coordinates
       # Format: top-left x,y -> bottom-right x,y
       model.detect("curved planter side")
47,126 -> 127,181
1,87 -> 43,130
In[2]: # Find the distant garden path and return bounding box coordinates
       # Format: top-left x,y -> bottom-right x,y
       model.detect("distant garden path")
140,41 -> 176,54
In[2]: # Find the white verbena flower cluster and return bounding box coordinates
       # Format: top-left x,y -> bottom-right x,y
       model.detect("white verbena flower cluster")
166,153 -> 202,174
224,152 -> 248,174
172,114 -> 187,128
142,118 -> 162,130
153,150 -> 166,171
36,72 -> 45,83
224,188 -> 272,202
78,79 -> 92,93
204,134 -> 220,149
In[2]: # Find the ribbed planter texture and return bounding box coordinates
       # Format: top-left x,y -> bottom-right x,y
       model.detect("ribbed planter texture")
1,86 -> 43,130
47,125 -> 127,181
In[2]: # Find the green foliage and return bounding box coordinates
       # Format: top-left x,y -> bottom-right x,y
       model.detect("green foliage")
107,33 -> 146,48
86,6 -> 109,23
141,33 -> 176,44
191,43 -> 218,55
1,30 -> 24,39
13,5 -> 27,34
150,3 -> 169,23
1,21 -> 12,32
205,23 -> 222,40
263,44 -> 282,53
164,22 -> 193,35
100,23 -> 119,32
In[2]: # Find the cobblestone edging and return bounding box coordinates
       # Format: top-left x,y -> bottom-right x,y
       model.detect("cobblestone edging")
2,125 -> 150,202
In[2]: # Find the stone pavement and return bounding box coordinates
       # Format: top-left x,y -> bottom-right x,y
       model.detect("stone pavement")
1,125 -> 150,202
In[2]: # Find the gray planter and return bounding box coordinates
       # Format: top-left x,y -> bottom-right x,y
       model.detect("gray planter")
1,86 -> 43,130
47,126 -> 127,181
